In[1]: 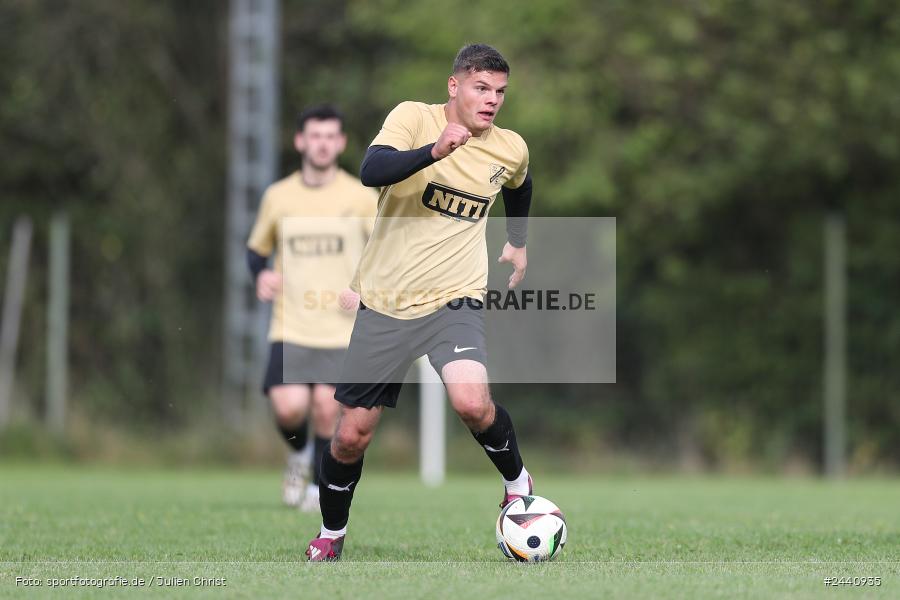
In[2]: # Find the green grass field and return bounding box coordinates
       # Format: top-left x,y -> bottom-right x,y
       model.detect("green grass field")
1,465 -> 898,599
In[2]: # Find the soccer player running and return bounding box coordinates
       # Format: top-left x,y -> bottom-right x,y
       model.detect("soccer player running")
307,44 -> 533,560
247,105 -> 377,512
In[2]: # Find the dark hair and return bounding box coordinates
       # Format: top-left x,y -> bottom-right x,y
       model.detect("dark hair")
452,43 -> 510,75
296,104 -> 344,132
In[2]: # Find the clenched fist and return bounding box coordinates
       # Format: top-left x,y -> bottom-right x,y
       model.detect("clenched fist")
431,123 -> 472,160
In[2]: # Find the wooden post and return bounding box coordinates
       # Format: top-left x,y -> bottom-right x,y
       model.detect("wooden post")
46,212 -> 70,432
0,217 -> 33,426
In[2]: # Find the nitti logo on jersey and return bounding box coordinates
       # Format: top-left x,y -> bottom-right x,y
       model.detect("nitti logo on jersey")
287,234 -> 344,256
422,182 -> 490,222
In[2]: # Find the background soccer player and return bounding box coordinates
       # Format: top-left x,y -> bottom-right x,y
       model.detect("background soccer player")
307,44 -> 533,560
247,105 -> 377,512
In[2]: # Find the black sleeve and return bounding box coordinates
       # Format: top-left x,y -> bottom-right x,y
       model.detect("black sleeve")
501,171 -> 532,248
246,248 -> 268,282
359,144 -> 437,187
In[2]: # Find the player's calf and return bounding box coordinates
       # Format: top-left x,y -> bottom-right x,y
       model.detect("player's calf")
471,403 -> 523,479
470,402 -> 532,500
316,447 -> 363,558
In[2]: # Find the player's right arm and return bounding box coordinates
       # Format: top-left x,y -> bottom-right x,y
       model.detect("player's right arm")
249,253 -> 281,302
359,102 -> 470,187
359,145 -> 436,187
246,190 -> 283,302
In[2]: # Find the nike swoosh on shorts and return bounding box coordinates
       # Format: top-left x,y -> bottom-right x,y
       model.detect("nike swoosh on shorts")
454,346 -> 477,353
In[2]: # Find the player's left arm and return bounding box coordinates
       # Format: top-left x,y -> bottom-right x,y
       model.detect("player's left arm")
497,171 -> 532,289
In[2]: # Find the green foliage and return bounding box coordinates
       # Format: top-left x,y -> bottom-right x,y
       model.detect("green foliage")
332,0 -> 900,466
0,1 -> 226,423
2,0 -> 899,467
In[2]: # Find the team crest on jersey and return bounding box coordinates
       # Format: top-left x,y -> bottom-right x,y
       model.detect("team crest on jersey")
489,164 -> 507,185
422,182 -> 490,222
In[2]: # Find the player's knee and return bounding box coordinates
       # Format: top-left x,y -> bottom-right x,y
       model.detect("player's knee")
452,394 -> 492,429
332,425 -> 371,461
269,386 -> 310,425
271,399 -> 306,425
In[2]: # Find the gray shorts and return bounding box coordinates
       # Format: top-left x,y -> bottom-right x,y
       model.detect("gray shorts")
334,298 -> 487,408
262,342 -> 346,394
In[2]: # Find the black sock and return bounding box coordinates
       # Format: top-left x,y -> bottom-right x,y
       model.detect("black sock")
318,447 -> 364,531
277,420 -> 308,453
471,403 -> 523,481
313,435 -> 330,485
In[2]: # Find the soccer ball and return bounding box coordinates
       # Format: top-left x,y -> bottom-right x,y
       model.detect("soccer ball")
496,495 -> 567,562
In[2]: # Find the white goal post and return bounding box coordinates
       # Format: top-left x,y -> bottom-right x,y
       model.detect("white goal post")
417,357 -> 445,486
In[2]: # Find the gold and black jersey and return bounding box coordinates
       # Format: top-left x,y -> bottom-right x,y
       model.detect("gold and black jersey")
247,169 -> 378,347
353,101 -> 529,319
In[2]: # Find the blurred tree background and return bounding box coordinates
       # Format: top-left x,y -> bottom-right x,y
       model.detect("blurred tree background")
1,0 -> 898,471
